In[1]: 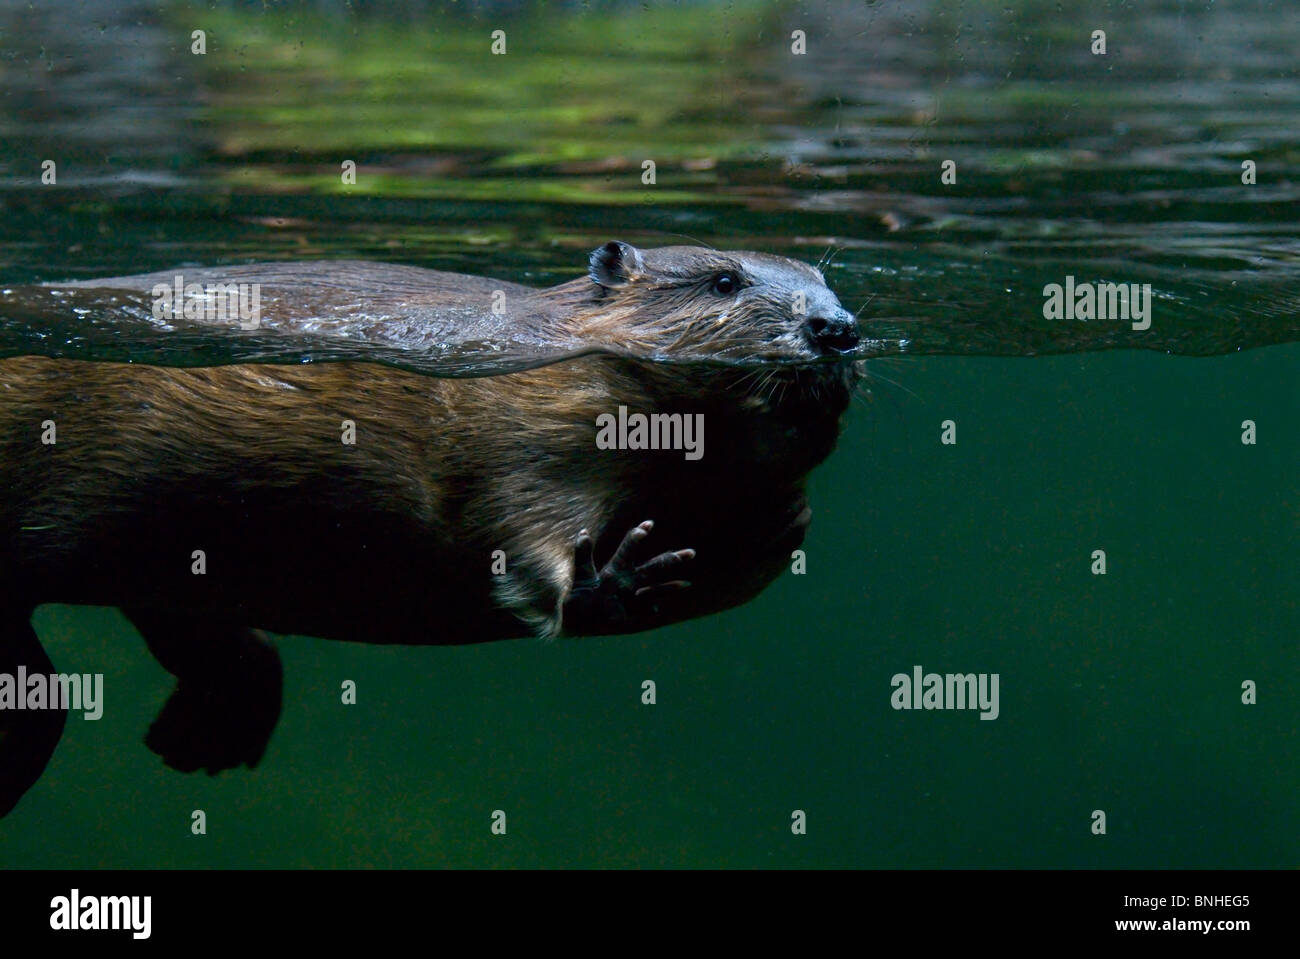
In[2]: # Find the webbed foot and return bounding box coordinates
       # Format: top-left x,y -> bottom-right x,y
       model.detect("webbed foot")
126,610 -> 282,775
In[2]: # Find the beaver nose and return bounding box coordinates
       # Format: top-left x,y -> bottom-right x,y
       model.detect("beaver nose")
805,311 -> 860,354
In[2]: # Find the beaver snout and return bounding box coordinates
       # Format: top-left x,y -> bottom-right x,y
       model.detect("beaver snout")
804,308 -> 860,354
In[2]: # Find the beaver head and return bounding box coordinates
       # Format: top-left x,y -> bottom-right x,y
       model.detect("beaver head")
562,241 -> 862,367
544,241 -> 863,473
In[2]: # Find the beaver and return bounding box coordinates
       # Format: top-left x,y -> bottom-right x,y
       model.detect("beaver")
0,241 -> 862,816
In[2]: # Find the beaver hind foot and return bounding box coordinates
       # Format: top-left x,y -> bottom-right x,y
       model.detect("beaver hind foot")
0,614 -> 68,818
125,610 -> 282,775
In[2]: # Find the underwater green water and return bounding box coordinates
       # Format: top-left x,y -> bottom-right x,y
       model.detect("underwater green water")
3,345 -> 1295,867
0,0 -> 1296,866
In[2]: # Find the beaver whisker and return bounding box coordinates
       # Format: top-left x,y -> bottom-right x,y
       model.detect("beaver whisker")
659,232 -> 718,252
797,368 -> 821,406
730,367 -> 764,394
816,244 -> 841,272
857,360 -> 924,403
765,369 -> 785,406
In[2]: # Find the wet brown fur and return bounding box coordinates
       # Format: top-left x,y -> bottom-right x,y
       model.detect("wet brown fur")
0,245 -> 859,642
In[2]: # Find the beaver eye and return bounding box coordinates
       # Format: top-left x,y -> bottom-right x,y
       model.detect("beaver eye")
711,272 -> 740,295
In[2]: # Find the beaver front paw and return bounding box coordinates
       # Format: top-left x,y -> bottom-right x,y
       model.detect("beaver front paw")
562,520 -> 694,636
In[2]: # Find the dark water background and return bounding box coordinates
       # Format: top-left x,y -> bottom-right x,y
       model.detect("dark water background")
0,0 -> 1295,866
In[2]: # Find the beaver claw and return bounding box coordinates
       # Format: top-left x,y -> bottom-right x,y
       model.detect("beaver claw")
563,520 -> 694,635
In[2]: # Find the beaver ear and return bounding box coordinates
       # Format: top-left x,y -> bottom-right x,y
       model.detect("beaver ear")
589,240 -> 646,290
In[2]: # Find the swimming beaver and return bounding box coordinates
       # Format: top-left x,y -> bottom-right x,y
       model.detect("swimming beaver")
0,241 -> 861,816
